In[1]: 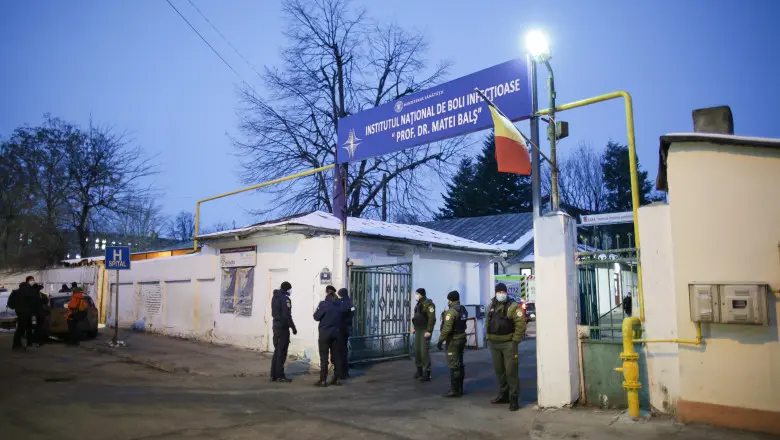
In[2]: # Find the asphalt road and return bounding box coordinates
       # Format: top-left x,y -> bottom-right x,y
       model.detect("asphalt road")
0,326 -> 773,440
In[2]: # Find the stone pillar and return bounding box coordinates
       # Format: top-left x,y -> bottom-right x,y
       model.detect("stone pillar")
534,212 -> 580,407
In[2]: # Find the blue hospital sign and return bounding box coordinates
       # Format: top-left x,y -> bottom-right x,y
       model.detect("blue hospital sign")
337,58 -> 533,164
105,246 -> 131,270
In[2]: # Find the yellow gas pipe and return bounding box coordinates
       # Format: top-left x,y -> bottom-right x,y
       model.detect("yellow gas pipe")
616,317 -> 703,418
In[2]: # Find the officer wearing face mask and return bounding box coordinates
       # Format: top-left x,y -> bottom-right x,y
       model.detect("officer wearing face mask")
486,283 -> 527,411
410,288 -> 435,382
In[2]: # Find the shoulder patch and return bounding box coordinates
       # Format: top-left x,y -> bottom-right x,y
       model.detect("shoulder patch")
517,310 -> 523,318
445,314 -> 451,321
286,299 -> 292,308
428,306 -> 434,313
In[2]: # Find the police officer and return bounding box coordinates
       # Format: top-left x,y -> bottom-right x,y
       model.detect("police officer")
437,290 -> 468,397
486,283 -> 527,411
270,281 -> 297,383
411,288 -> 435,382
337,288 -> 353,379
313,285 -> 345,387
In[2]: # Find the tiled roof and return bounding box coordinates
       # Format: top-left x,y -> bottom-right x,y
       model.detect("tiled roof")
421,213 -> 534,251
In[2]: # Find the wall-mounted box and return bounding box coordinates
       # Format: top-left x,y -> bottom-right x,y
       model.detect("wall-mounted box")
719,284 -> 769,325
689,284 -> 720,323
688,283 -> 770,325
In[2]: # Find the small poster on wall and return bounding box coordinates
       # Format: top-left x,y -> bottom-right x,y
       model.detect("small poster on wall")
220,246 -> 257,268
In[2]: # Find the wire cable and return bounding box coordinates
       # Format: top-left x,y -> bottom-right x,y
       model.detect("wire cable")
165,0 -> 241,79
185,0 -> 263,80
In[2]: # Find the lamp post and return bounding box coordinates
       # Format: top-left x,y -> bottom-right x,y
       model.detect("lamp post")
526,30 -> 559,212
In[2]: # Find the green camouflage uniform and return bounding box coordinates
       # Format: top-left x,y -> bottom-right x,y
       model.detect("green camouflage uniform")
486,299 -> 526,403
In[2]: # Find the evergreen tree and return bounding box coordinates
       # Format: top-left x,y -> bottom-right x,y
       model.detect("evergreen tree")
601,141 -> 657,212
437,134 -> 532,219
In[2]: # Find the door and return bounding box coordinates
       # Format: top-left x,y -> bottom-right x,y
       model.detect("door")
267,269 -> 289,351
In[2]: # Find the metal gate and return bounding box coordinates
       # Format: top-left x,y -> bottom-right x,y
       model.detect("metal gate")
348,264 -> 412,363
576,234 -> 639,340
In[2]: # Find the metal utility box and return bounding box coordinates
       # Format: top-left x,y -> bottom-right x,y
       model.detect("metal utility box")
689,284 -> 720,323
719,284 -> 769,325
688,283 -> 770,325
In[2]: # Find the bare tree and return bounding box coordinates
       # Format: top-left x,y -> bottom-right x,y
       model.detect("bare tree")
543,142 -> 608,214
234,0 -> 460,220
110,197 -> 167,249
166,210 -> 196,242
202,221 -> 234,235
66,121 -> 156,257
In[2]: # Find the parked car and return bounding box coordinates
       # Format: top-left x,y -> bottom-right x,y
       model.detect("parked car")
46,293 -> 99,338
0,287 -> 15,330
525,302 -> 536,321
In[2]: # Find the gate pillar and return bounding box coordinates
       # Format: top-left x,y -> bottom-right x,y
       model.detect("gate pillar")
535,212 -> 580,407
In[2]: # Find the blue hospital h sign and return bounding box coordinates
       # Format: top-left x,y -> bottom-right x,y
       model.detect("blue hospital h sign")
105,246 -> 131,270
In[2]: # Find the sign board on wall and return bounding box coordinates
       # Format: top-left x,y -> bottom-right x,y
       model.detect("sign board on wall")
320,268 -> 332,285
579,211 -> 634,226
220,246 -> 257,268
105,246 -> 131,270
337,58 -> 532,164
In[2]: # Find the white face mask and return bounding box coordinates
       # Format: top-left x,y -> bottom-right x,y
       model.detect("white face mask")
416,294 -> 422,301
495,293 -> 507,302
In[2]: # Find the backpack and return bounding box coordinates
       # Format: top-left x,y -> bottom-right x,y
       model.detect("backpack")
6,290 -> 18,310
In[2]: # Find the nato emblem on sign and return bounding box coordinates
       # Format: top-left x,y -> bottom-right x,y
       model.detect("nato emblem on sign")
105,246 -> 131,270
343,129 -> 361,160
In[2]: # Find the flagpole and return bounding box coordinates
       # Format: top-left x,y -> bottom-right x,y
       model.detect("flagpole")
474,87 -> 556,169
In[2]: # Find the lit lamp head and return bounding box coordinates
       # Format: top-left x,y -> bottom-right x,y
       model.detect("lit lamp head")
525,30 -> 551,62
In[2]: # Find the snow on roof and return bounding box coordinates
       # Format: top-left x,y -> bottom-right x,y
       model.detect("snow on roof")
663,132 -> 780,146
199,211 -> 500,253
422,213 -> 533,250
493,228 -> 534,252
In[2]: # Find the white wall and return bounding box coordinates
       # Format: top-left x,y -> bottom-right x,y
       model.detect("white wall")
667,141 -> 780,414
638,203 -> 682,414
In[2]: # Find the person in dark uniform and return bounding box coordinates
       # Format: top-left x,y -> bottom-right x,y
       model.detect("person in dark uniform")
411,288 -> 436,381
9,280 -> 34,351
486,283 -> 527,411
337,288 -> 353,379
270,281 -> 297,383
313,285 -> 345,387
437,291 -> 468,397
31,283 -> 47,346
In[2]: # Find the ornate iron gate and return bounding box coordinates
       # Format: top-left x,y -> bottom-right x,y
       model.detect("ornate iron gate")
348,264 -> 412,363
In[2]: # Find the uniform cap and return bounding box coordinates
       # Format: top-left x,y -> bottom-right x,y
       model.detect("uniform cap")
447,290 -> 459,301
281,281 -> 292,291
415,288 -> 426,296
495,283 -> 508,293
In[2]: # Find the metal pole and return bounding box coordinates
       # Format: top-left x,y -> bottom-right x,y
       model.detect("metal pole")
529,56 -> 541,219
112,270 -> 119,345
340,165 -> 348,289
545,60 -> 559,211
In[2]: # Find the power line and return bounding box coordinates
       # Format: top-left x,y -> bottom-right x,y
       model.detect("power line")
164,0 -> 241,79
185,0 -> 264,80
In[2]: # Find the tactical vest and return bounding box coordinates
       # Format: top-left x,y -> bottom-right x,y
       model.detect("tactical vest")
487,300 -> 515,335
451,304 -> 468,335
412,298 -> 432,328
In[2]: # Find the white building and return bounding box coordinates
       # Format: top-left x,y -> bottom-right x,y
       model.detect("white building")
25,212 -> 500,367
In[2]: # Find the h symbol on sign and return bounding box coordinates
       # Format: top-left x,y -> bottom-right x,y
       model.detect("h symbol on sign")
113,249 -> 123,261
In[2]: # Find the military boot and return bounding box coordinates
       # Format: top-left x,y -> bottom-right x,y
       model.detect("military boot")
420,370 -> 431,382
330,375 -> 342,386
491,392 -> 509,404
315,371 -> 328,387
413,367 -> 423,379
509,395 -> 520,411
443,370 -> 460,398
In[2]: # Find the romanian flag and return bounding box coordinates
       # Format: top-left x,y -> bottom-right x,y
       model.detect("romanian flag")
488,104 -> 532,175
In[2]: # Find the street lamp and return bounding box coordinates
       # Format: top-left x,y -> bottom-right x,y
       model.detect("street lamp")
525,30 -> 560,212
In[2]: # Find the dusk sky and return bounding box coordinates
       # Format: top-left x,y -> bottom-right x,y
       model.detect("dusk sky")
2,0 -> 779,228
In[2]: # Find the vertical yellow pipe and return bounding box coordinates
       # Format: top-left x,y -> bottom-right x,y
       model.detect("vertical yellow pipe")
193,201 -> 201,251
616,316 -> 642,418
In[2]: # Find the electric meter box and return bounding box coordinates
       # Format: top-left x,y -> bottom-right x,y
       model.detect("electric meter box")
688,283 -> 770,325
689,284 -> 720,323
719,284 -> 769,325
